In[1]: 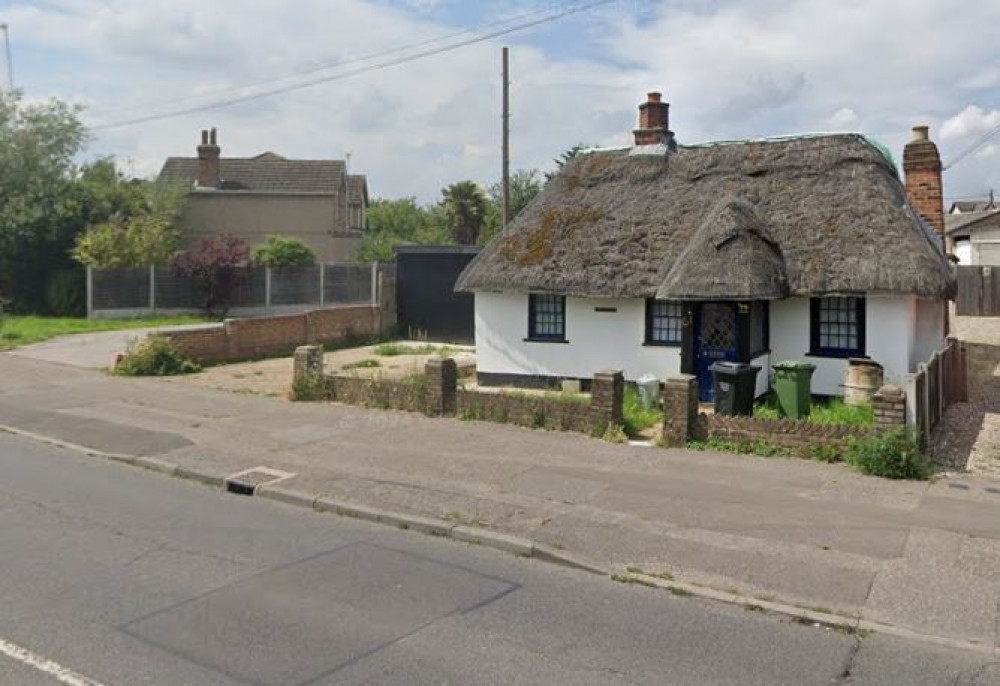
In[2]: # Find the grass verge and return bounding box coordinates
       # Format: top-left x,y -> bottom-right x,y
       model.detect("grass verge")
0,315 -> 209,350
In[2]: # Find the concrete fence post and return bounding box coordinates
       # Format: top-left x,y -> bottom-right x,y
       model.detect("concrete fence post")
318,263 -> 326,308
661,374 -> 699,446
86,265 -> 94,319
873,384 -> 906,432
293,344 -> 324,386
424,357 -> 457,417
590,370 -> 624,434
264,267 -> 272,315
370,261 -> 379,307
149,264 -> 156,314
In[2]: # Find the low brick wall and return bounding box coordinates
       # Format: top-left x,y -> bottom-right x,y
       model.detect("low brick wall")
164,305 -> 383,364
455,389 -> 593,433
292,347 -> 624,436
326,374 -> 428,413
699,414 -> 874,454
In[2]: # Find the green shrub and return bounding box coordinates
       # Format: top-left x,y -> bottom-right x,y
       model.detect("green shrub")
45,269 -> 86,316
808,444 -> 843,463
622,384 -> 660,436
114,336 -> 200,376
251,235 -> 317,268
372,342 -> 454,357
844,429 -> 929,480
602,423 -> 629,444
289,374 -> 330,401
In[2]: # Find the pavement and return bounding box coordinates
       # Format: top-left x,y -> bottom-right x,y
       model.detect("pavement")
8,323 -> 219,369
1,351 -> 1000,657
6,432 -> 996,685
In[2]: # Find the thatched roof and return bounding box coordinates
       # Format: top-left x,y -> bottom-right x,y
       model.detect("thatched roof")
457,134 -> 954,300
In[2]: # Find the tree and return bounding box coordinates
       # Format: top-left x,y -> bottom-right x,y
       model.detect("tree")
441,181 -> 488,245
251,235 -> 317,268
545,143 -> 591,182
73,168 -> 188,269
481,168 -> 543,244
357,197 -> 451,263
0,90 -> 88,310
171,235 -> 250,317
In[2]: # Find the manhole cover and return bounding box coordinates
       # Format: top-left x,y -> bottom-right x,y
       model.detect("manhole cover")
122,543 -> 515,685
225,466 -> 296,496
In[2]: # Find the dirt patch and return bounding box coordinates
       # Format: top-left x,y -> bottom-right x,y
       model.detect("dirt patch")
163,342 -> 475,398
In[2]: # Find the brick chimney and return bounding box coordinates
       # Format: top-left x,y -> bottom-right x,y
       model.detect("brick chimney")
903,125 -> 944,237
633,92 -> 673,146
196,127 -> 221,189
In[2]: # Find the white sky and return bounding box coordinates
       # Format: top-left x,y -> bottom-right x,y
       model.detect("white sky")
3,0 -> 999,203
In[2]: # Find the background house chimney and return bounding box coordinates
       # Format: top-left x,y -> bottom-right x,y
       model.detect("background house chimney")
634,92 -> 673,146
196,127 -> 221,188
903,124 -> 944,237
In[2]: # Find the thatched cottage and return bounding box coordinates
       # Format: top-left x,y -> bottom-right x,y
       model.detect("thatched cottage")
456,93 -> 955,399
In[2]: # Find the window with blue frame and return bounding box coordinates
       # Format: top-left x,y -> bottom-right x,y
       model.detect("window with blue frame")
810,296 -> 865,357
528,294 -> 566,341
645,299 -> 683,345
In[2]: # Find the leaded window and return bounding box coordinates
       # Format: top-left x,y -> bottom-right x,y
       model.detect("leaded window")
646,299 -> 683,345
528,294 -> 566,340
810,297 -> 865,357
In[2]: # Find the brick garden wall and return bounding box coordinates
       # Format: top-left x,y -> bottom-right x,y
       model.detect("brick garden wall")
292,346 -> 624,437
700,414 -> 874,454
455,389 -> 594,433
164,305 -> 383,364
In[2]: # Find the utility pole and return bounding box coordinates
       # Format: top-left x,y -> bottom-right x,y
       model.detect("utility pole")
0,24 -> 13,91
501,46 -> 510,229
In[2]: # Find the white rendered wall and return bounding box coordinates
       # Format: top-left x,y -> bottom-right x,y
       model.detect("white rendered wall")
912,298 -> 945,367
768,295 -> 915,396
474,293 -> 682,381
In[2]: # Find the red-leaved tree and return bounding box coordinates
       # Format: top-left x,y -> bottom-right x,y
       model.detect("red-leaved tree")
172,234 -> 250,317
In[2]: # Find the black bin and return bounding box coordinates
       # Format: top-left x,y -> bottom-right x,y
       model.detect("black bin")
710,362 -> 761,416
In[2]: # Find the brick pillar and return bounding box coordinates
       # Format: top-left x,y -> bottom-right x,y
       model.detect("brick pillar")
873,384 -> 906,431
661,374 -> 698,446
293,345 -> 324,385
425,357 -> 457,417
590,370 -> 624,433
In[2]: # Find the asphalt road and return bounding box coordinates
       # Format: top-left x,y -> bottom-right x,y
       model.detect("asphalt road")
0,432 -> 995,685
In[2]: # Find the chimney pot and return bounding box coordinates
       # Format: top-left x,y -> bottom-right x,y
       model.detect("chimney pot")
634,90 -> 672,147
911,125 -> 929,142
196,126 -> 221,189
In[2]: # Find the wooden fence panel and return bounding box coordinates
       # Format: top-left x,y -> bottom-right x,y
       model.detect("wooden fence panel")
956,265 -> 1000,316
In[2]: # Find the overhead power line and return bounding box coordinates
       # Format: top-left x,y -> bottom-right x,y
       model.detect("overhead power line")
90,0 -> 615,131
89,2 -> 565,119
944,120 -> 1000,171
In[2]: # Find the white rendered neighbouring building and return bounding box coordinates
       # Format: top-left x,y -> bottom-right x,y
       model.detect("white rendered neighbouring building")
457,93 -> 955,401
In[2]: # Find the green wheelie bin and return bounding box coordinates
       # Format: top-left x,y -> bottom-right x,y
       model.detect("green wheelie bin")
772,360 -> 816,419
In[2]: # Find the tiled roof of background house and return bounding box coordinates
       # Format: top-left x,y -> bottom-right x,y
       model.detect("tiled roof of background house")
158,152 -> 346,193
347,174 -> 368,205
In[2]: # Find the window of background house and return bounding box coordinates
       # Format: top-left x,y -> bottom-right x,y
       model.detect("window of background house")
528,294 -> 566,340
645,299 -> 683,345
810,296 -> 865,357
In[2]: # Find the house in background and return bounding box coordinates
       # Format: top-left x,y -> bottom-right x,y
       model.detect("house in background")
457,92 -> 955,400
947,194 -> 1000,265
157,129 -> 368,262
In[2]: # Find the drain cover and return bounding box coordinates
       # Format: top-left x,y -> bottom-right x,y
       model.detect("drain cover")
224,467 -> 296,496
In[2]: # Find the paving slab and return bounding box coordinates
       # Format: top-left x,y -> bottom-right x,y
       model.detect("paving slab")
3,352 -> 1000,648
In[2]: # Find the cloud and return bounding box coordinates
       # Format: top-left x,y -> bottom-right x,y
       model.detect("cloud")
825,107 -> 860,130
941,105 -> 1000,142
5,0 -> 1000,204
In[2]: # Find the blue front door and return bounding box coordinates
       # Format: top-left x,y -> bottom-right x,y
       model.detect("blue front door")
695,303 -> 737,401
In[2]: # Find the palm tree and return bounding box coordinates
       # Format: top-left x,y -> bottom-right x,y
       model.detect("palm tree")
441,181 -> 488,245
